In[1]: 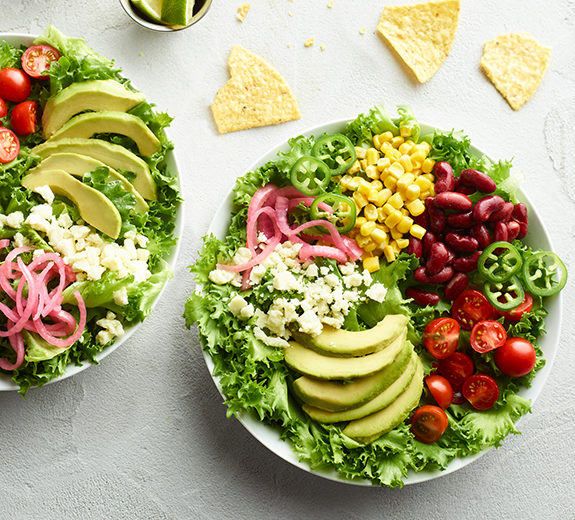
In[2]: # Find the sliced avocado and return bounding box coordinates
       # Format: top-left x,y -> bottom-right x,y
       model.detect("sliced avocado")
302,351 -> 418,423
284,329 -> 407,380
292,340 -> 413,412
29,153 -> 148,213
47,111 -> 161,156
343,356 -> 424,444
32,138 -> 157,200
21,169 -> 122,239
42,79 -> 146,139
293,314 -> 409,357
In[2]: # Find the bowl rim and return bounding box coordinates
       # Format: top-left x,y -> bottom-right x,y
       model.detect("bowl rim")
118,0 -> 213,32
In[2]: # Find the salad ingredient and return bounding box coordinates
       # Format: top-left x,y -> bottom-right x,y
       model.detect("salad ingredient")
0,67 -> 31,103
129,0 -> 163,23
500,292 -> 533,322
406,286 -> 439,306
289,156 -> 331,196
432,161 -> 454,193
480,33 -> 550,110
10,100 -> 38,136
470,320 -> 507,353
434,191 -> 472,211
41,79 -> 146,138
522,251 -> 567,297
451,289 -> 494,329
284,328 -> 407,380
494,337 -> 536,377
478,241 -> 522,282
437,351 -> 474,392
0,127 -> 19,163
376,0 -> 460,83
46,111 -> 161,156
310,193 -> 357,234
459,168 -> 496,193
410,405 -> 448,443
0,97 -> 7,119
462,374 -> 499,410
483,276 -> 525,312
236,3 -> 250,23
311,133 -> 356,176
423,317 -> 459,359
425,375 -> 453,409
443,272 -> 468,300
161,0 -> 195,27
21,44 -> 60,80
211,46 -> 301,134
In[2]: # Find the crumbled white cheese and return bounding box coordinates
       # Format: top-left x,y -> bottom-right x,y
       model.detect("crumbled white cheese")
365,282 -> 387,303
96,311 -> 125,345
6,211 -> 24,228
33,185 -> 55,205
113,287 -> 129,306
254,326 -> 290,348
273,270 -> 299,291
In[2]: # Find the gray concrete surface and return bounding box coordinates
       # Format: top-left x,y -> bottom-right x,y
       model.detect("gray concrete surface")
1,1 -> 574,518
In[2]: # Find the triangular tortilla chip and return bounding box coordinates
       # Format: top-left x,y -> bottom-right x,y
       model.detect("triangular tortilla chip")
376,0 -> 460,83
211,46 -> 301,134
480,33 -> 551,111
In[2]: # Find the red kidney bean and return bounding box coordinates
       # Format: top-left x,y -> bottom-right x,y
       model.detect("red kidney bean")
434,192 -> 473,211
433,161 -> 455,193
447,210 -> 474,228
413,211 -> 428,228
470,223 -> 492,249
460,169 -> 496,193
406,287 -> 440,306
414,266 -> 454,284
445,246 -> 456,265
453,176 -> 476,195
408,237 -> 423,258
512,202 -> 528,224
488,201 -> 514,223
453,251 -> 482,273
507,220 -> 520,241
426,242 -> 449,275
444,232 -> 479,253
517,222 -> 528,239
444,272 -> 469,301
473,195 -> 505,222
494,221 -> 508,242
426,197 -> 446,234
422,231 -> 437,257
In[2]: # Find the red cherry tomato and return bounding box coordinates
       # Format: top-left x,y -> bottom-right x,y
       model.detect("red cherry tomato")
494,337 -> 537,377
410,405 -> 449,443
423,317 -> 460,359
500,293 -> 534,322
0,97 -> 6,119
452,289 -> 496,330
0,128 -> 20,163
0,68 -> 31,103
425,374 -> 454,409
470,320 -> 507,353
437,352 -> 474,392
21,45 -> 61,80
462,374 -> 499,410
10,100 -> 38,136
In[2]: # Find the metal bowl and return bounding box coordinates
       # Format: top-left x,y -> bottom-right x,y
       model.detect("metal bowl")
119,0 -> 213,32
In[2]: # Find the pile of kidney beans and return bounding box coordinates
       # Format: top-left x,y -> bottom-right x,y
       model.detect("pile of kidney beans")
406,161 -> 529,305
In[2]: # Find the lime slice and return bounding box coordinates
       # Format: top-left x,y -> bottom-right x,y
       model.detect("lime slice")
130,0 -> 164,23
161,0 -> 195,27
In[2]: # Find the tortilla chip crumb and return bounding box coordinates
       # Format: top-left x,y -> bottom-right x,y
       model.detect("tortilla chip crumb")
211,46 -> 301,134
360,28 -> 366,35
288,11 -> 294,17
320,44 -> 326,51
236,3 -> 250,22
480,32 -> 551,110
304,37 -> 314,47
327,1 -> 334,7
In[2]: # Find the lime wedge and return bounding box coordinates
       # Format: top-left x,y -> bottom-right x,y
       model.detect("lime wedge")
130,0 -> 164,23
161,0 -> 195,27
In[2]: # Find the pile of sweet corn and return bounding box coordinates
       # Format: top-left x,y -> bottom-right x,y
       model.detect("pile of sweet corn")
336,128 -> 435,272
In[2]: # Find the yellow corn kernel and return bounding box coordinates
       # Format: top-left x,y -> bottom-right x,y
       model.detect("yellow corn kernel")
385,210 -> 402,228
348,160 -> 360,174
377,207 -> 387,221
371,227 -> 388,245
398,141 -> 413,155
391,136 -> 404,148
376,157 -> 391,172
399,125 -> 412,138
410,224 -> 426,240
354,216 -> 367,228
400,208 -> 410,216
383,245 -> 396,263
388,161 -> 405,179
390,227 -> 403,240
360,221 -> 377,236
366,148 -> 379,166
405,183 -> 421,201
419,141 -> 432,153
410,149 -> 427,163
363,241 -> 377,253
365,165 -> 379,180
397,173 -> 416,191
358,179 -> 372,196
396,215 -> 414,234
390,241 -> 401,255
420,190 -> 432,200
364,203 -> 378,221
355,234 -> 372,248
421,172 -> 435,183
354,146 -> 367,159
405,198 -> 425,216
381,202 -> 395,216
339,174 -> 353,190
363,255 -> 380,273
372,134 -> 384,149
368,190 -> 390,207
380,131 -> 394,143
399,155 -> 413,173
383,175 -> 397,190
396,238 -> 410,250
353,191 -> 368,208
388,192 -> 404,210
370,180 -> 383,191
359,159 -> 367,171
422,158 -> 435,174
415,177 -> 432,191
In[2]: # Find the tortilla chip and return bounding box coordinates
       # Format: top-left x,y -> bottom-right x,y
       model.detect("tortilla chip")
376,0 -> 460,83
236,3 -> 250,22
480,33 -> 551,110
211,46 -> 301,134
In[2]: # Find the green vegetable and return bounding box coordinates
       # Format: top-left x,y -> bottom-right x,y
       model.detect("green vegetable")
483,276 -> 525,312
522,251 -> 567,297
289,156 -> 331,196
478,241 -> 522,283
310,193 -> 356,234
311,133 -> 356,176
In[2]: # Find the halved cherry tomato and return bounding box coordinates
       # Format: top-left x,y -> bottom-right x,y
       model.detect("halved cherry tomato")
0,128 -> 20,163
410,405 -> 448,443
10,100 -> 38,136
21,45 -> 61,80
0,68 -> 31,103
0,97 -> 6,119
452,289 -> 495,330
494,337 -> 536,377
462,374 -> 499,410
425,374 -> 454,409
500,293 -> 533,322
423,317 -> 460,359
470,320 -> 507,353
437,352 -> 474,392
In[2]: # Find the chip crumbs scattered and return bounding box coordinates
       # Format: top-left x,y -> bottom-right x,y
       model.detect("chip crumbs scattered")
327,1 -> 334,7
480,33 -> 551,111
237,3 -> 250,22
304,37 -> 314,47
376,0 -> 460,83
211,46 -> 301,134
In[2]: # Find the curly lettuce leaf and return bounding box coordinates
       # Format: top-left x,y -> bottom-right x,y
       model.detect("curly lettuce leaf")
345,105 -> 399,146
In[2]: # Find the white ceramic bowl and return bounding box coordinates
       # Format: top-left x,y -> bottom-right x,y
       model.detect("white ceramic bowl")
0,34 -> 184,391
203,118 -> 562,486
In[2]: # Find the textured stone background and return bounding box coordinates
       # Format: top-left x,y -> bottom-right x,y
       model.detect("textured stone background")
1,1 -> 574,518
